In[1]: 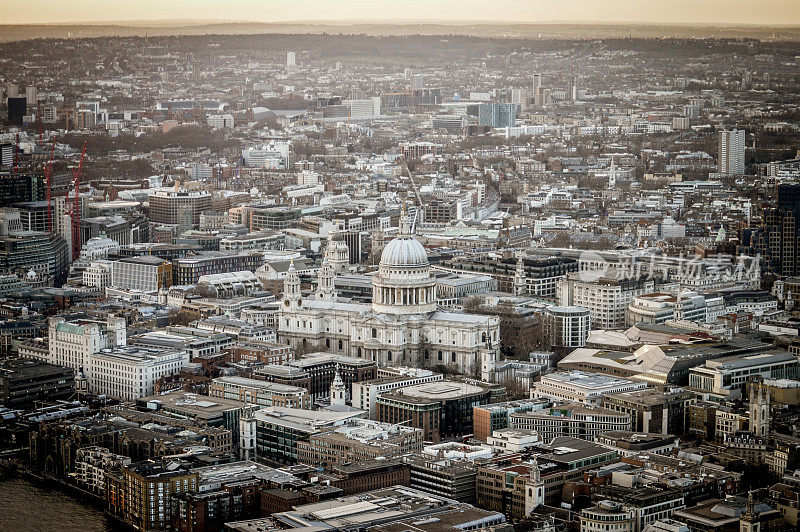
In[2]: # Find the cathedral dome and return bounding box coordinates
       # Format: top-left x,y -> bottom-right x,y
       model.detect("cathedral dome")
379,236 -> 429,268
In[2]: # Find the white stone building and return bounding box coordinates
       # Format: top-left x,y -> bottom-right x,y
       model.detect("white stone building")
89,345 -> 188,400
278,214 -> 500,378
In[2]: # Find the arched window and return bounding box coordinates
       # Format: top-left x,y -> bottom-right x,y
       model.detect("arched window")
437,350 -> 443,361
325,339 -> 330,348
338,339 -> 343,350
387,351 -> 392,361
357,347 -> 362,357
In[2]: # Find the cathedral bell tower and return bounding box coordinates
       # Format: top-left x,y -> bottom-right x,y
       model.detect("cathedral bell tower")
316,254 -> 337,302
283,259 -> 302,310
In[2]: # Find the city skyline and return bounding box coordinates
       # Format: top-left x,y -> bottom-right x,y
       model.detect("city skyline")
4,0 -> 800,26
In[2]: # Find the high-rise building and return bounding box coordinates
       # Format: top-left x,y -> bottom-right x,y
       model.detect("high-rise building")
568,74 -> 578,101
753,184 -> 800,275
478,103 -> 517,128
286,51 -> 296,68
7,97 -> 26,125
532,73 -> 542,92
718,129 -> 746,175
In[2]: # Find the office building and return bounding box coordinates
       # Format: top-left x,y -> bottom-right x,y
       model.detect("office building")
89,345 -> 188,400
559,274 -> 656,330
208,376 -> 311,409
436,256 -> 578,298
544,306 -> 591,348
601,388 -> 694,435
0,222 -> 69,286
149,189 -> 212,227
296,418 -> 424,469
472,398 -> 551,441
286,51 -> 295,68
227,486 -> 507,532
172,252 -> 264,285
689,351 -> 798,398
251,406 -> 364,465
510,404 -> 631,443
110,255 -> 172,292
7,97 -> 26,125
718,129 -> 746,175
478,103 -> 517,128
352,367 -> 443,419
0,173 -> 45,206
206,113 -> 234,129
45,315 -> 127,378
377,380 -> 493,442
0,358 -> 75,407
403,453 -> 480,503
532,371 -> 649,406
752,184 -> 800,276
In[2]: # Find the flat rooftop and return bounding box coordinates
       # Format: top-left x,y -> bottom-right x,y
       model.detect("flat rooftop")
400,380 -> 486,400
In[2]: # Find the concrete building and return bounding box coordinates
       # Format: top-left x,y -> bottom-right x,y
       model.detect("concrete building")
472,398 -> 551,442
718,129 -> 746,175
296,418 -> 424,469
149,189 -> 212,227
377,380 -> 493,442
251,406 -> 365,465
110,256 -> 172,292
208,376 -> 311,409
89,345 -> 188,400
45,315 -> 127,381
689,350 -> 798,399
510,404 -> 631,443
601,388 -> 694,435
352,367 -> 444,419
544,306 -> 591,348
559,274 -> 656,330
533,371 -> 649,406
0,358 -> 75,407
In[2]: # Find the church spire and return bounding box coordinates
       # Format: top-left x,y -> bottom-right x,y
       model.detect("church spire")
330,366 -> 346,406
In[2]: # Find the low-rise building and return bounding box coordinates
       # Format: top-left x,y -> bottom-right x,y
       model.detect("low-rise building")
209,376 -> 311,409
297,419 -> 423,469
377,380 -> 493,442
533,371 -> 649,406
510,403 -> 631,443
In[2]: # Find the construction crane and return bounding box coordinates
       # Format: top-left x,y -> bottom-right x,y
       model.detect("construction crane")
70,142 -> 86,261
46,138 -> 55,232
401,161 -> 424,232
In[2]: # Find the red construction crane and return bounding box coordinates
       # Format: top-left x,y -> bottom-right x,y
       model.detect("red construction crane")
46,138 -> 55,232
71,142 -> 86,261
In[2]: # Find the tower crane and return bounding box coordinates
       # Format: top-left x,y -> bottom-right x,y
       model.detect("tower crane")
46,138 -> 55,232
70,142 -> 86,261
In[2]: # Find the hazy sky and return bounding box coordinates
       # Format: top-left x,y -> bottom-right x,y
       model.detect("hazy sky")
4,0 -> 800,26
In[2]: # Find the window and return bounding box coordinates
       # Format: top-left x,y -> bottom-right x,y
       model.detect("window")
371,328 -> 377,338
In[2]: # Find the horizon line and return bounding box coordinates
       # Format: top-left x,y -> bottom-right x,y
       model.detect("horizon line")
3,18 -> 800,29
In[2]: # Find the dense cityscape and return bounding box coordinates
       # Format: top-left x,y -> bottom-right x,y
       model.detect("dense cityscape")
0,15 -> 800,532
